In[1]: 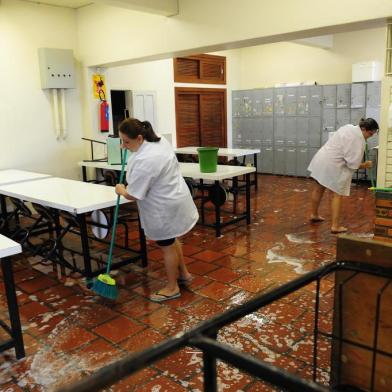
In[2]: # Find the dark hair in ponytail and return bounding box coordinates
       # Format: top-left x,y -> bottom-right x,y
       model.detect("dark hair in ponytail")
359,117 -> 379,132
118,118 -> 161,142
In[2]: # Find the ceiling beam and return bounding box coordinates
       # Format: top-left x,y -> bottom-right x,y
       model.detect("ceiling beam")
94,0 -> 178,16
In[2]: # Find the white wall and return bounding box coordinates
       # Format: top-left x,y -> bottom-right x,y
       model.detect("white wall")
239,27 -> 386,88
0,0 -> 84,179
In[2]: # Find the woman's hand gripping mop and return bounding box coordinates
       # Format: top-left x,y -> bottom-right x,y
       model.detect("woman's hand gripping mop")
92,149 -> 128,300
366,143 -> 392,192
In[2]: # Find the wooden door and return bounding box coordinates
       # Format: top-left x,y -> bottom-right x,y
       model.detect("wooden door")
175,87 -> 227,148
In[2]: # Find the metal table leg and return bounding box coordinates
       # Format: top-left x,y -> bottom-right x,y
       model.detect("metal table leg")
246,174 -> 251,224
1,257 -> 25,359
214,181 -> 221,237
77,213 -> 93,280
253,153 -> 258,190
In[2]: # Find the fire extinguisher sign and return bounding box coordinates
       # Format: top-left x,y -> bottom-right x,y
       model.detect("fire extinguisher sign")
92,74 -> 107,100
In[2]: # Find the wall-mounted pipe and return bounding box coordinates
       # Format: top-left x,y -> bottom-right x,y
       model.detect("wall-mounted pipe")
60,88 -> 67,139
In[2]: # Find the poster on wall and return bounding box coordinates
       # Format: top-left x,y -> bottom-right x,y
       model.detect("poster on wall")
92,74 -> 107,100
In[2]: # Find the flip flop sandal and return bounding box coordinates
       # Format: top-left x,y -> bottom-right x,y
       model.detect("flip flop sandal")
310,217 -> 325,223
331,228 -> 348,234
177,276 -> 194,286
150,291 -> 181,302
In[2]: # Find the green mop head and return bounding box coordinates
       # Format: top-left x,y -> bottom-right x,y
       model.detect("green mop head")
92,273 -> 118,300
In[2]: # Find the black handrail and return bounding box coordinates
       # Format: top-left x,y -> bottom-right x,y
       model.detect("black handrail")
57,261 -> 392,392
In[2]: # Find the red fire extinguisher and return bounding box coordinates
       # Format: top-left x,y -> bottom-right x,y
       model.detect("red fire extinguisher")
100,100 -> 109,132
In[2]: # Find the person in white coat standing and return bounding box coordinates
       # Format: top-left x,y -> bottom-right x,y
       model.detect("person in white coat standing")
115,118 -> 199,302
308,118 -> 379,234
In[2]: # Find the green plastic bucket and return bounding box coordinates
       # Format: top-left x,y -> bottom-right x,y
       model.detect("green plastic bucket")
197,147 -> 219,173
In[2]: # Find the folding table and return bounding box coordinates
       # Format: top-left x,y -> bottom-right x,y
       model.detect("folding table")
0,177 -> 147,278
0,234 -> 25,359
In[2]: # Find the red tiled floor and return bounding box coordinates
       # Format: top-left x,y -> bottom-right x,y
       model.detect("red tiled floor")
93,315 -> 145,343
0,175 -> 378,391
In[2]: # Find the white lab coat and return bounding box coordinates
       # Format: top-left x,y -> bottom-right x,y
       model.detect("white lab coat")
126,137 -> 199,241
308,124 -> 365,196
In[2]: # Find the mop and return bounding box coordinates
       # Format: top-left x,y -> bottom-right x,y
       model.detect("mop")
92,148 -> 128,300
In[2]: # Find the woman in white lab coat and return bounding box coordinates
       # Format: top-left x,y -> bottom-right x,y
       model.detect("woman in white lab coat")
115,118 -> 199,302
308,118 -> 379,233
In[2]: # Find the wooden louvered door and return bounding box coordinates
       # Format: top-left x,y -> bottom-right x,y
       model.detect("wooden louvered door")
175,87 -> 227,148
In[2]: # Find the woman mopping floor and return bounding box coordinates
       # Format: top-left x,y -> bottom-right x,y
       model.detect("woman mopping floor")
308,118 -> 379,234
115,118 -> 199,302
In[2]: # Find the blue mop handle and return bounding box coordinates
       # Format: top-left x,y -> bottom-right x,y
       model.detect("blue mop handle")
106,148 -> 128,274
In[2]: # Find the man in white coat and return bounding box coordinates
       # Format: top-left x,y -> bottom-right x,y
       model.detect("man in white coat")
308,118 -> 379,233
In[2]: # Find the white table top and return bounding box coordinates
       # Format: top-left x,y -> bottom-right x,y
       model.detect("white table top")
174,147 -> 261,157
0,177 -> 129,214
179,162 -> 255,181
79,161 -> 122,171
0,169 -> 52,186
0,234 -> 22,258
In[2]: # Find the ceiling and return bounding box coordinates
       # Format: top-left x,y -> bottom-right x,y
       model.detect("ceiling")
22,0 -> 92,8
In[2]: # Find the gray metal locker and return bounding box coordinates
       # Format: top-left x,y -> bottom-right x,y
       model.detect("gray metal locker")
285,148 -> 297,175
241,90 -> 254,117
309,86 -> 322,116
366,82 -> 381,108
262,89 -> 274,116
296,148 -> 309,177
285,117 -> 297,146
322,108 -> 336,132
249,118 -> 262,143
309,117 -> 321,148
285,87 -> 297,116
242,118 -> 254,145
336,109 -> 351,129
232,91 -> 242,117
297,86 -> 310,115
351,83 -> 366,108
322,85 -> 337,108
262,117 -> 274,145
337,84 -> 351,108
253,90 -> 263,117
274,88 -> 285,115
351,108 -> 366,125
274,147 -> 285,175
274,117 -> 285,146
260,146 -> 274,173
296,117 -> 309,147
308,148 -> 319,171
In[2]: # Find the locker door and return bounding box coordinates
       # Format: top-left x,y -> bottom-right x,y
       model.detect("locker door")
251,118 -> 262,144
351,83 -> 366,108
260,146 -> 274,173
336,109 -> 350,129
310,86 -> 322,116
262,117 -> 274,145
242,118 -> 253,145
274,147 -> 285,174
232,117 -> 240,139
285,117 -> 297,146
285,87 -> 297,116
262,88 -> 274,116
274,88 -> 285,115
296,148 -> 309,177
322,108 -> 336,145
309,117 -> 321,148
308,148 -> 319,172
232,91 -> 242,118
297,86 -> 310,116
233,118 -> 244,148
253,90 -> 263,117
337,84 -> 351,108
296,117 -> 309,147
241,90 -> 254,117
366,82 -> 381,108
274,117 -> 285,146
322,85 -> 337,109
351,108 -> 366,125
285,148 -> 296,175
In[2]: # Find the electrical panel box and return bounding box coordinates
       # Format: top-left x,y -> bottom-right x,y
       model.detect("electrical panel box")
352,61 -> 382,82
38,48 -> 76,89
